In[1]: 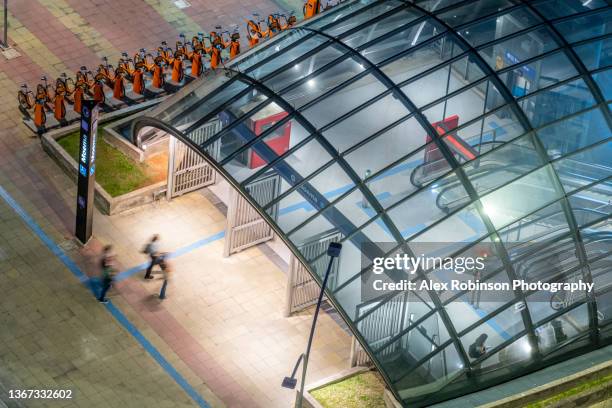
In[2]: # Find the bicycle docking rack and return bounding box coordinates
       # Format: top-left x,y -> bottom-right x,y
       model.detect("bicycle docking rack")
18,1 -> 342,135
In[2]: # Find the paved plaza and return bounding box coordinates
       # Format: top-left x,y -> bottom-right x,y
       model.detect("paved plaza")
0,0 -> 351,407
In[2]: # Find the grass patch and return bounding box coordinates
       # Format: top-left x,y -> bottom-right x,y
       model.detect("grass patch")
310,371 -> 386,408
525,372 -> 612,408
57,131 -> 154,197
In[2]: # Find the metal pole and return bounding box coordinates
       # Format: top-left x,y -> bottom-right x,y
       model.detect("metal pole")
296,242 -> 341,408
3,0 -> 7,48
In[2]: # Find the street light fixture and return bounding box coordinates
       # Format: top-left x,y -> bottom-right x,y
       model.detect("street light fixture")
282,242 -> 342,408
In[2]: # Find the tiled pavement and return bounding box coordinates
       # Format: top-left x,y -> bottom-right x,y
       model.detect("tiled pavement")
0,198 -> 204,408
93,191 -> 352,408
0,0 -> 350,407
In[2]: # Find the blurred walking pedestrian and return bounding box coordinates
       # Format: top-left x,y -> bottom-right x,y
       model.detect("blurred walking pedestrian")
98,245 -> 115,303
159,255 -> 172,300
142,234 -> 161,280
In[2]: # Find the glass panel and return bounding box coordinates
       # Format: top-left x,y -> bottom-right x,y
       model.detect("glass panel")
308,0 -> 377,30
460,304 -> 525,359
514,234 -> 581,283
554,8 -> 612,44
263,44 -> 346,93
568,180 -> 612,227
458,6 -> 542,47
170,80 -> 249,131
247,139 -> 333,196
418,0 -> 466,12
537,107 -> 610,160
367,142 -> 453,209
247,34 -> 329,80
323,0 -> 405,37
573,38 -> 612,71
527,267 -> 587,325
461,133 -> 544,196
478,335 -> 533,371
499,51 -> 578,99
536,304 -> 590,354
388,171 -> 466,240
216,102 -> 287,162
158,72 -> 231,125
478,27 -> 558,72
300,74 -> 387,129
553,141 -> 612,194
440,106 -> 527,159
280,56 -> 366,109
342,7 -> 424,49
423,80 -> 507,126
438,0 -> 514,28
344,116 -> 429,177
360,18 -> 446,65
410,203 -> 488,245
289,189 -> 376,245
480,165 -> 562,230
532,0 -> 608,20
380,32 -> 460,85
520,78 -> 596,128
237,29 -> 311,72
498,201 -> 570,257
322,94 -> 411,153
593,69 -> 612,101
381,332 -> 460,389
580,218 -> 612,263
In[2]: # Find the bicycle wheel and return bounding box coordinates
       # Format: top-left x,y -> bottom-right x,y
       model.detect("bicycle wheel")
18,91 -> 31,110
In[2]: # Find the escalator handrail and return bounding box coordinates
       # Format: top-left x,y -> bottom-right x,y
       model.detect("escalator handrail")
409,140 -> 508,188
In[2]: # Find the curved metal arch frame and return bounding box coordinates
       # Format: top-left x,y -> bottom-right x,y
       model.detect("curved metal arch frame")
131,1 -> 612,404
295,18 -> 543,363
225,67 -> 482,383
519,1 -> 612,344
406,0 -> 604,352
130,114 -> 409,403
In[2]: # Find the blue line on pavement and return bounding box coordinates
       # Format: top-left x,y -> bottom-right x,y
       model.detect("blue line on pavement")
114,230 -> 225,282
0,185 -> 211,408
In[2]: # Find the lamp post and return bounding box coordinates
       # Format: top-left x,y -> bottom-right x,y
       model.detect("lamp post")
282,242 -> 342,408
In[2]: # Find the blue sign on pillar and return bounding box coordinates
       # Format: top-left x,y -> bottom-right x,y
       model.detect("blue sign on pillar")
75,99 -> 99,244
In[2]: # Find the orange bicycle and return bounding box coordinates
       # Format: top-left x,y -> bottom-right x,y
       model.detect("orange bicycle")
246,14 -> 268,47
33,96 -> 47,129
17,83 -> 36,112
189,48 -> 204,77
278,11 -> 297,29
170,50 -> 185,82
303,0 -> 321,19
151,59 -> 165,89
229,30 -> 241,59
132,62 -> 146,94
267,14 -> 283,37
134,49 -> 156,72
55,72 -> 76,103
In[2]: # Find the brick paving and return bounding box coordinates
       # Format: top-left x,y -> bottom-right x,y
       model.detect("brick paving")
0,0 -> 351,407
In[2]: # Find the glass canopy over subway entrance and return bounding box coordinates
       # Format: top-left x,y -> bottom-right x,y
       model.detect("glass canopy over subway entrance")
133,0 -> 611,405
